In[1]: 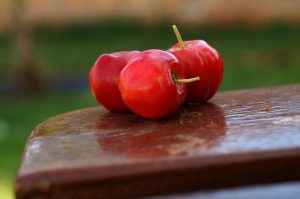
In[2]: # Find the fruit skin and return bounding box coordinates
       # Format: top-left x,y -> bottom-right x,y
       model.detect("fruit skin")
119,50 -> 187,120
89,51 -> 140,112
168,40 -> 223,103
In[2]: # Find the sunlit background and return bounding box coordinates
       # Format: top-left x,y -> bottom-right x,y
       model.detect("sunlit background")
1,0 -> 300,198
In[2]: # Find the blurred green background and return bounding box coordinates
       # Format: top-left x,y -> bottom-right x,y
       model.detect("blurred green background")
1,1 -> 300,198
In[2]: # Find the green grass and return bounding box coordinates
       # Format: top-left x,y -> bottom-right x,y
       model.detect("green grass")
1,22 -> 300,89
0,22 -> 300,198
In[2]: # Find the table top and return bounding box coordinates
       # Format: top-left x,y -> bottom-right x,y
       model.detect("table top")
15,84 -> 300,199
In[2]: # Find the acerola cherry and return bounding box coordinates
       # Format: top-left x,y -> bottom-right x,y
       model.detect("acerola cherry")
119,50 -> 199,120
89,51 -> 140,112
168,25 -> 224,103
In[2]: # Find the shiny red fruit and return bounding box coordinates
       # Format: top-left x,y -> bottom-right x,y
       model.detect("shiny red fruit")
168,40 -> 223,103
119,50 -> 187,119
89,51 -> 140,112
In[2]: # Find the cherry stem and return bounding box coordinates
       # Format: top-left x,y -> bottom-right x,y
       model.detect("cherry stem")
172,25 -> 185,50
174,76 -> 200,83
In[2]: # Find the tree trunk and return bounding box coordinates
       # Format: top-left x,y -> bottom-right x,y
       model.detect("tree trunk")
13,0 -> 46,94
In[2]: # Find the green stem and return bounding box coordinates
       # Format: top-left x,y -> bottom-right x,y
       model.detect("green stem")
172,25 -> 185,50
174,76 -> 200,83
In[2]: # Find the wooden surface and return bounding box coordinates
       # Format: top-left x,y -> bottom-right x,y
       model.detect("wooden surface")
15,84 -> 300,199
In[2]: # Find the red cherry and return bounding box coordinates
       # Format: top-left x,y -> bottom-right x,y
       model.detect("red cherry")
168,25 -> 224,103
119,50 -> 191,120
89,51 -> 140,112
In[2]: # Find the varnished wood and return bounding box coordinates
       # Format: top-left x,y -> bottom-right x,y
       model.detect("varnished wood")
15,84 -> 300,199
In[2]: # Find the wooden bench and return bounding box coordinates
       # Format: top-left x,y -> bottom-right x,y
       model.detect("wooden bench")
15,84 -> 300,198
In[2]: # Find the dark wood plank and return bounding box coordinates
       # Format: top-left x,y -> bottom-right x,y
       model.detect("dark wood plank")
15,84 -> 300,199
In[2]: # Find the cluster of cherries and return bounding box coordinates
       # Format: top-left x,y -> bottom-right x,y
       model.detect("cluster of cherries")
89,25 -> 223,119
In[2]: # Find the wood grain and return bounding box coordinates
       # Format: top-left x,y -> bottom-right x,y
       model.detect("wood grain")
15,84 -> 300,199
